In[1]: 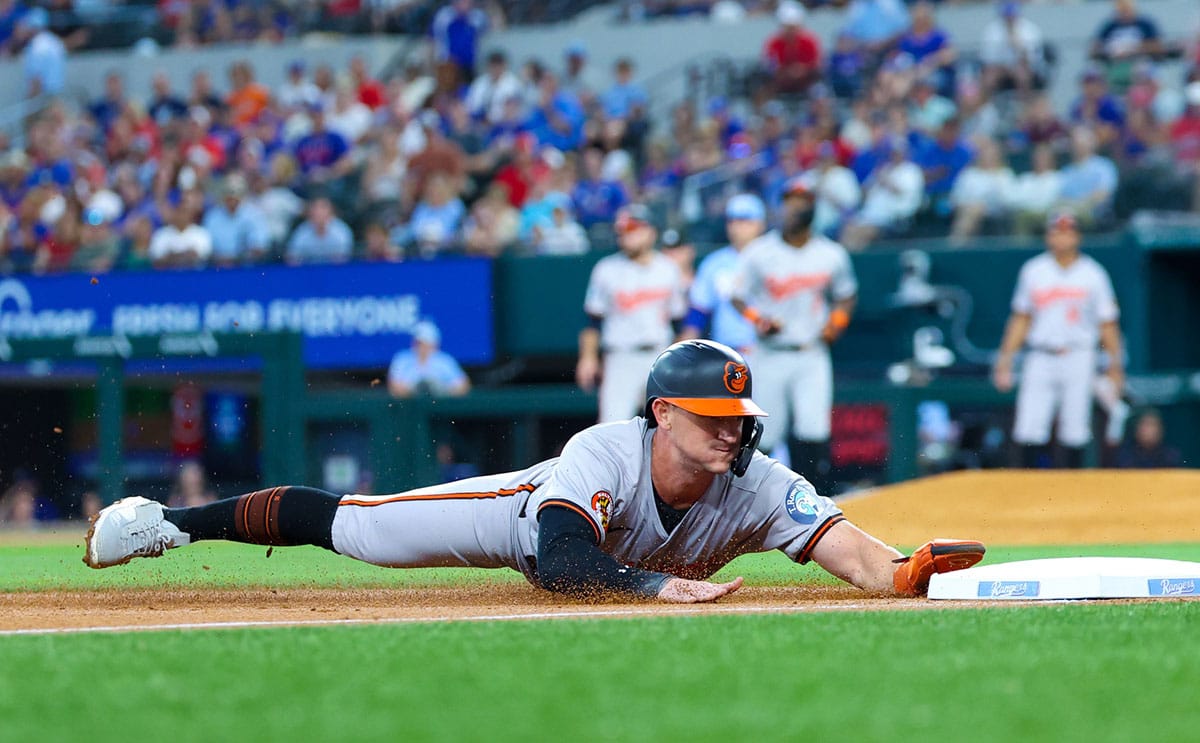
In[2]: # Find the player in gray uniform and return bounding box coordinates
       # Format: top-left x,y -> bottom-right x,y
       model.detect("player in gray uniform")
731,176 -> 857,495
577,203 -> 687,423
84,340 -> 984,602
993,211 -> 1123,468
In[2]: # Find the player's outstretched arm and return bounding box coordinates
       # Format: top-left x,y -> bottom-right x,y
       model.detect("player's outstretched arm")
808,520 -> 985,596
656,576 -> 744,603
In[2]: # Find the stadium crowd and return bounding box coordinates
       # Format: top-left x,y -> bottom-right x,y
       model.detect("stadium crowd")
0,0 -> 1199,274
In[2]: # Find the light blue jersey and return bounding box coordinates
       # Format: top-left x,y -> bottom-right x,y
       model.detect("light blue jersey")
687,246 -> 757,350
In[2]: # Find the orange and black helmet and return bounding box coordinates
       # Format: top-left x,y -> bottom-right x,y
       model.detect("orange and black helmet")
644,340 -> 767,475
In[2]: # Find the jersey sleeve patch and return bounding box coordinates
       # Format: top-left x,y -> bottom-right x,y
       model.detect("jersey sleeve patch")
784,480 -> 821,524
590,490 -> 613,530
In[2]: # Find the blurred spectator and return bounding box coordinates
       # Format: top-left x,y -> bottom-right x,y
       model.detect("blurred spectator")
841,0 -> 909,65
360,127 -> 407,222
915,117 -> 972,212
1090,0 -> 1163,89
601,58 -> 648,122
979,1 -> 1046,94
363,221 -> 404,262
531,192 -> 588,255
167,460 -> 217,508
463,181 -> 519,256
528,72 -> 585,151
897,1 -> 957,98
119,214 -> 156,270
404,173 -> 466,257
148,72 -> 190,126
278,61 -> 321,112
202,173 -> 269,266
1055,127 -> 1118,228
18,7 -> 65,97
909,75 -> 957,135
292,104 -> 355,189
572,146 -> 627,230
807,142 -> 861,239
841,137 -> 924,251
72,202 -> 122,272
762,1 -> 821,97
90,72 -> 128,135
226,61 -> 271,129
1019,94 -> 1069,150
1071,66 -> 1126,149
827,32 -> 868,100
431,0 -> 489,84
492,132 -> 548,208
286,196 -> 353,265
561,42 -> 600,109
465,50 -> 522,124
327,84 -> 373,144
1115,409 -> 1182,468
249,154 -> 305,248
1008,143 -> 1062,236
680,193 -> 764,350
189,70 -> 224,111
149,200 -> 212,269
0,475 -> 36,526
949,138 -> 1015,245
405,110 -> 467,203
1170,83 -> 1200,211
350,55 -> 386,110
387,320 -> 470,397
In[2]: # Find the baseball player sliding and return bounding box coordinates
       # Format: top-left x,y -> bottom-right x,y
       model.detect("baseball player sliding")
85,340 -> 984,603
993,211 -> 1123,468
730,176 -> 857,495
577,204 -> 687,423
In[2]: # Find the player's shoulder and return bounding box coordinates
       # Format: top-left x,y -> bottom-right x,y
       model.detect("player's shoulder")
697,245 -> 736,271
742,230 -> 782,258
809,233 -> 851,258
564,417 -> 651,466
1021,251 -> 1054,272
730,451 -> 816,505
592,251 -> 627,271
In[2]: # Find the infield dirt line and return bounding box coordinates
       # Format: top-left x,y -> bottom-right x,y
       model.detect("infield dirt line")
0,599 -> 1049,637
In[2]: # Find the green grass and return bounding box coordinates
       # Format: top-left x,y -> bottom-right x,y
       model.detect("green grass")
3,541 -> 1200,741
2,603 -> 1199,742
5,539 -> 1200,591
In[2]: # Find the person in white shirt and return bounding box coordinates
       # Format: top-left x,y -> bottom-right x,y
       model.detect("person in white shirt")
980,1 -> 1047,93
533,194 -> 590,256
326,85 -> 374,144
277,61 -> 321,112
1008,144 -> 1062,236
149,202 -> 212,269
806,142 -> 861,239
841,138 -> 925,250
949,137 -> 1016,244
464,50 -> 523,125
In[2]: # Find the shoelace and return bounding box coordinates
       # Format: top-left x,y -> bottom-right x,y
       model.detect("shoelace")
125,521 -> 172,557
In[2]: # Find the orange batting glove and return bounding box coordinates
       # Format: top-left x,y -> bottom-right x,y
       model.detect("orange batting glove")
893,539 -> 986,597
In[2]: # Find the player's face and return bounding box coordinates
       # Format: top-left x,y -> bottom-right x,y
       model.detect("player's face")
1046,226 -> 1080,256
726,218 -> 764,247
665,405 -> 744,474
618,223 -> 656,256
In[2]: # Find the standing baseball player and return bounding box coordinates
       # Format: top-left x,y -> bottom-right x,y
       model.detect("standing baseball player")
679,194 -> 767,352
84,340 -> 984,602
577,204 -> 687,423
730,176 -> 857,495
992,211 -> 1123,468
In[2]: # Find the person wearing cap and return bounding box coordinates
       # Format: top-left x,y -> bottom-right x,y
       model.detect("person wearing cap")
841,136 -> 925,251
278,61 -> 321,112
1090,0 -> 1163,89
1070,66 -> 1126,148
680,194 -> 766,353
571,146 -> 628,230
761,0 -> 821,96
202,174 -> 270,266
979,1 -> 1047,94
291,103 -> 353,184
993,210 -> 1123,469
730,176 -> 857,495
465,50 -> 523,125
387,320 -> 471,398
578,203 -> 687,423
560,41 -> 599,108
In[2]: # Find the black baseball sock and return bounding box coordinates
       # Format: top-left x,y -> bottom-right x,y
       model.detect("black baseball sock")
1061,446 -> 1085,469
1020,444 -> 1049,468
164,486 -> 341,551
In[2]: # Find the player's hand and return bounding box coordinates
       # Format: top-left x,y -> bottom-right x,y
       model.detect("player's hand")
820,323 -> 841,345
755,317 -> 782,337
992,358 -> 1014,392
893,539 -> 986,597
576,355 -> 600,392
656,576 -> 743,603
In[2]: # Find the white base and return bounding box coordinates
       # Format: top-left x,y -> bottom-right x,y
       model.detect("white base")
928,557 -> 1200,600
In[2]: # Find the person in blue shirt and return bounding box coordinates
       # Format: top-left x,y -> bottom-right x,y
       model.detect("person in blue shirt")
202,174 -> 270,266
1070,67 -> 1126,148
431,0 -> 489,82
387,321 -> 471,398
285,196 -> 354,265
525,72 -> 585,152
600,58 -> 648,121
914,117 -> 973,213
680,194 -> 766,352
841,0 -> 910,63
292,104 -> 353,180
571,146 -> 628,229
89,72 -> 127,136
896,1 -> 957,97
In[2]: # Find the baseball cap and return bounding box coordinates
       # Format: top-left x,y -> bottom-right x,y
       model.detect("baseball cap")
782,173 -> 816,198
1045,210 -> 1078,232
288,60 -> 305,74
615,203 -> 655,234
20,7 -> 48,30
999,0 -> 1020,18
565,40 -> 587,59
725,193 -> 766,222
776,0 -> 806,26
413,321 -> 441,345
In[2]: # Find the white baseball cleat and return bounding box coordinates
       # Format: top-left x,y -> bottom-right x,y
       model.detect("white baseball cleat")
84,496 -> 191,569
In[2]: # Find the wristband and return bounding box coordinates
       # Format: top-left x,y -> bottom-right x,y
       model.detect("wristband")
741,307 -> 763,324
828,308 -> 850,330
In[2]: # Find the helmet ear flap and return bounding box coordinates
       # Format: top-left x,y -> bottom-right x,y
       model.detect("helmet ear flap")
732,419 -> 763,477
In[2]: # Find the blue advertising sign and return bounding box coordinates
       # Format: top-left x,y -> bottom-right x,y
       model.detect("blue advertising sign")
0,259 -> 494,370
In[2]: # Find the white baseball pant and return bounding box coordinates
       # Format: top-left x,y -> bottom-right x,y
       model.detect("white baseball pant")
599,349 -> 660,423
749,345 -> 833,450
1013,348 -> 1097,447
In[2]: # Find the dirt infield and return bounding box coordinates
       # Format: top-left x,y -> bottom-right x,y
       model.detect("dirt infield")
4,470 -> 1198,635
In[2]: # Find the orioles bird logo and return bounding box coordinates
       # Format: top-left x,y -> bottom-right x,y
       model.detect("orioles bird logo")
723,362 -> 748,394
591,491 -> 612,530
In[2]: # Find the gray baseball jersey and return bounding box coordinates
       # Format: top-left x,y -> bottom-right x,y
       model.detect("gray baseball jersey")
732,231 -> 857,347
584,252 -> 686,351
1011,253 -> 1119,349
331,418 -> 844,584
